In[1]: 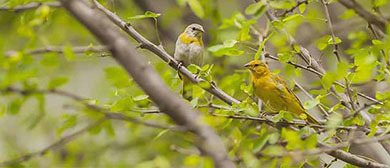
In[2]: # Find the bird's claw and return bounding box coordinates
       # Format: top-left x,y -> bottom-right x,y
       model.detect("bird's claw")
177,61 -> 183,80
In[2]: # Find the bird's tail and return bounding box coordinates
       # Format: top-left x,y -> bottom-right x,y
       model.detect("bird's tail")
304,111 -> 322,132
305,112 -> 320,125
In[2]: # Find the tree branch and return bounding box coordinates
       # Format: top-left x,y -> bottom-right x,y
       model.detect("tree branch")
0,118 -> 107,167
5,45 -> 108,57
58,0 -> 235,167
3,87 -> 183,131
338,0 -> 387,33
0,2 -> 61,12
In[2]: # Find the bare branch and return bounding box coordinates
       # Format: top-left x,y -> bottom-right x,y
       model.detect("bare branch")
0,118 -> 107,167
320,0 -> 358,112
131,105 -> 373,134
3,87 -> 182,131
278,0 -> 309,17
0,2 -> 61,12
5,45 -> 107,57
338,0 -> 387,33
59,0 -> 235,167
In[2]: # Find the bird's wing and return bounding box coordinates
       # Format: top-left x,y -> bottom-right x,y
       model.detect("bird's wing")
272,74 -> 305,109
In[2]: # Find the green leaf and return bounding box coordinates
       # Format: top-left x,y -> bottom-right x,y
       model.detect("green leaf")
128,11 -> 161,20
176,0 -> 187,7
328,36 -> 342,44
298,3 -> 306,13
239,20 -> 256,41
321,72 -> 336,90
304,99 -> 320,110
105,67 -> 132,88
269,0 -> 296,9
41,52 -> 59,67
133,95 -> 149,101
326,112 -> 343,130
278,52 -> 292,63
339,9 -> 356,20
153,129 -> 169,141
58,114 -> 78,134
271,20 -> 284,30
316,35 -> 331,50
8,98 -> 24,115
63,44 -> 75,61
184,155 -> 200,166
253,134 -> 269,153
336,61 -> 352,79
48,77 -> 69,90
190,97 -> 199,107
374,0 -> 387,7
208,40 -> 245,56
245,1 -> 267,19
0,104 -> 5,118
187,0 -> 204,19
282,14 -> 303,22
110,97 -> 133,112
255,32 -> 274,60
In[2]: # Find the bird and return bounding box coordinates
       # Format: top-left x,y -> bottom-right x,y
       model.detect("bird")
174,23 -> 204,99
244,60 -> 320,125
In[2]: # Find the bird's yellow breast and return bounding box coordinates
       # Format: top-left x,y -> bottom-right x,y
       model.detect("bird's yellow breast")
180,33 -> 203,46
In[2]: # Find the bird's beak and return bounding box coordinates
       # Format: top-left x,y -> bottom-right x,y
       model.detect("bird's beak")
244,63 -> 250,68
198,27 -> 205,33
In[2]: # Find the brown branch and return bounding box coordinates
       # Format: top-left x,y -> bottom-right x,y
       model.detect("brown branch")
338,0 -> 387,33
0,118 -> 107,167
0,2 -> 61,12
294,82 -> 329,117
277,0 -> 309,17
59,0 -> 235,167
91,0 -> 240,106
266,133 -> 390,167
320,0 -> 341,62
3,87 -> 182,131
131,105 -> 373,134
5,45 -> 108,57
320,0 -> 358,112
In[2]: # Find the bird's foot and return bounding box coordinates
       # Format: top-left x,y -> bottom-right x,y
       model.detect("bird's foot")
177,61 -> 184,80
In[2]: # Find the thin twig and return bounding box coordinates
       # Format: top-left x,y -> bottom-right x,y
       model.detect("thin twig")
0,118 -> 107,167
320,0 -> 358,112
3,87 -> 182,131
294,81 -> 329,117
277,0 -> 309,17
5,45 -> 108,57
0,2 -> 61,12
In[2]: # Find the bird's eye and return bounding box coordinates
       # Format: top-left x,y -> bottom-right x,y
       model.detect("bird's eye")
192,27 -> 196,31
253,64 -> 260,67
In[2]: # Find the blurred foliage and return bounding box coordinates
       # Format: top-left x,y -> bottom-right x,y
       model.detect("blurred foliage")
1,0 -> 390,167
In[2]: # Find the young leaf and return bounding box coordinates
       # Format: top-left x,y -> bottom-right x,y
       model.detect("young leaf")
245,1 -> 267,19
187,0 -> 204,19
304,99 -> 320,110
299,3 -> 306,13
48,77 -> 69,90
63,44 -> 75,61
128,11 -> 161,20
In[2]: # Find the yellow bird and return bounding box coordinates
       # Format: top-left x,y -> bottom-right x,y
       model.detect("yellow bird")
244,60 -> 320,124
174,24 -> 204,99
